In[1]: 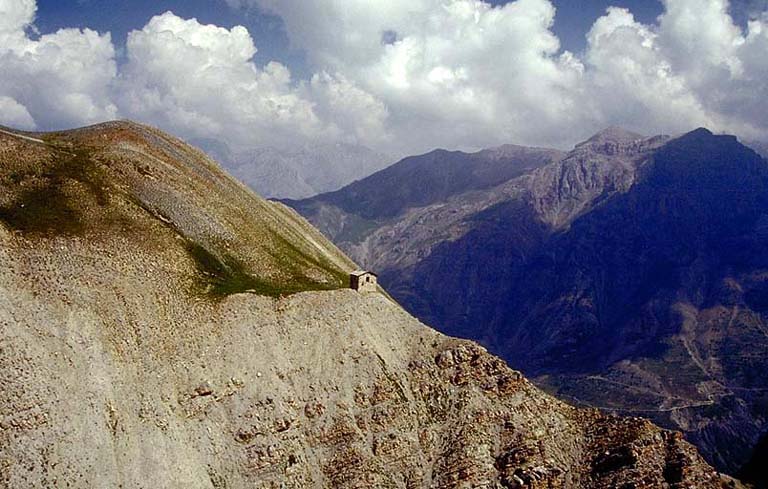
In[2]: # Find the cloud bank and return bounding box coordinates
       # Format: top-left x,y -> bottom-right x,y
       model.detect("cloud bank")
0,0 -> 766,155
0,0 -> 117,130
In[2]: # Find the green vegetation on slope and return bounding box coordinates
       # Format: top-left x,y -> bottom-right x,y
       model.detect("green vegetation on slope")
0,141 -> 107,236
186,240 -> 346,299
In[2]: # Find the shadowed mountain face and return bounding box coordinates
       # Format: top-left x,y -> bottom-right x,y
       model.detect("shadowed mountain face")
520,130 -> 768,478
503,129 -> 768,371
286,145 -> 564,218
288,127 -> 768,478
740,432 -> 768,488
0,122 -> 728,488
284,144 -> 564,251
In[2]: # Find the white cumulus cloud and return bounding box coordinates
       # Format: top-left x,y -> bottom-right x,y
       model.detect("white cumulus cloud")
117,12 -> 322,149
0,96 -> 35,129
228,0 -> 768,151
584,0 -> 768,140
248,0 -> 589,150
0,0 -> 766,156
0,0 -> 35,36
0,0 -> 118,130
584,7 -> 715,133
116,11 -> 392,151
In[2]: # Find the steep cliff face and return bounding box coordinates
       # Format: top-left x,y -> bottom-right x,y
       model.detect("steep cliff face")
0,123 -> 728,488
288,127 -> 768,477
516,129 -> 768,475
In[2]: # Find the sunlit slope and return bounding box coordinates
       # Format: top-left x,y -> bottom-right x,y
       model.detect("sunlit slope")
0,121 -> 355,298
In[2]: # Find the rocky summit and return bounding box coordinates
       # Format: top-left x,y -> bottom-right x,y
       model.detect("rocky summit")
0,122 -> 732,488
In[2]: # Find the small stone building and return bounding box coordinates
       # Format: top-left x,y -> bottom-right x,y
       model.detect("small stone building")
349,270 -> 377,293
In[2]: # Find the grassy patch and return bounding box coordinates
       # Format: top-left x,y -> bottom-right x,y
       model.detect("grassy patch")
0,184 -> 85,235
0,144 -> 107,236
186,240 -> 345,299
269,233 -> 348,283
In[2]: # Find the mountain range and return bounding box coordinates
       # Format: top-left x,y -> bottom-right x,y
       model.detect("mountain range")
193,138 -> 391,199
288,126 -> 768,485
0,121 -> 735,488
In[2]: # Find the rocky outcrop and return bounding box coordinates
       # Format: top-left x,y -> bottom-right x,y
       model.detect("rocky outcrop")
0,122 -> 727,488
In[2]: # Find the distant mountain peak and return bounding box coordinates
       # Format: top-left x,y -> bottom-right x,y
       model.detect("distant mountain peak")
670,127 -> 742,149
687,127 -> 714,137
578,126 -> 646,147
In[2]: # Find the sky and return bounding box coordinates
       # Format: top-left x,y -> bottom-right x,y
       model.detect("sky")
1,0 -> 767,156
31,0 -> 665,65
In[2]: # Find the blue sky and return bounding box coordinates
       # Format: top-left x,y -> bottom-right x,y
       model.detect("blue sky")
34,0 -> 304,71
34,0 -> 664,75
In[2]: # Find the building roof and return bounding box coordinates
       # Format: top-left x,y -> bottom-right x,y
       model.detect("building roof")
350,270 -> 377,277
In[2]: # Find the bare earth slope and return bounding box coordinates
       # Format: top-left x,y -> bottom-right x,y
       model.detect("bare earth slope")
0,122 -> 728,488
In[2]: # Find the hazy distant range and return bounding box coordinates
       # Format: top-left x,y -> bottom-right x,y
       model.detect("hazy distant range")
193,138 -> 392,200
